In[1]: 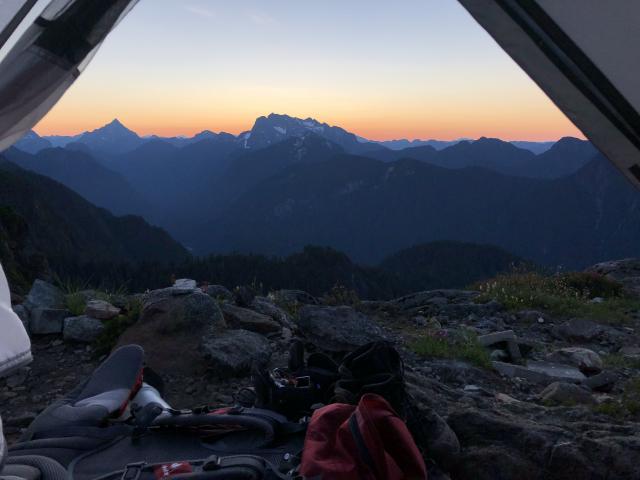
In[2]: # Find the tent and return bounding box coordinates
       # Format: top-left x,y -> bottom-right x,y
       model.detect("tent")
0,264 -> 30,377
0,0 -> 138,377
458,0 -> 640,190
0,0 -> 640,375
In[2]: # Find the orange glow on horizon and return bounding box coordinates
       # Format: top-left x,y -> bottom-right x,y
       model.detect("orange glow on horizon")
34,107 -> 584,142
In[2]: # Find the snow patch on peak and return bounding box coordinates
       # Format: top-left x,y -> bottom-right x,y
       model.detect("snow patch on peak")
274,126 -> 287,135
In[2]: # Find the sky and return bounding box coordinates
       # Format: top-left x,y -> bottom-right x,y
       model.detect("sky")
34,0 -> 583,141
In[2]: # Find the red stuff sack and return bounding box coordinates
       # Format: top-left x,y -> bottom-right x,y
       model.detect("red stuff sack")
300,393 -> 427,480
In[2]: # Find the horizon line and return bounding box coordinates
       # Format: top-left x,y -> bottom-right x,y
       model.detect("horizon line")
33,115 -> 581,144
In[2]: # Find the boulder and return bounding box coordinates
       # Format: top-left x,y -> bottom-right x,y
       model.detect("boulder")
517,310 -> 546,323
493,361 -> 586,384
24,280 -> 64,311
84,299 -> 120,320
539,382 -> 595,405
546,347 -> 603,375
205,285 -> 233,301
582,371 -> 617,392
171,278 -> 197,295
552,318 -> 604,342
524,361 -> 587,383
200,329 -> 271,378
297,305 -> 384,351
586,258 -> 640,297
250,297 -> 295,329
29,309 -> 70,335
117,288 -> 225,375
221,303 -> 280,334
271,289 -> 318,306
63,316 -> 105,343
477,330 -> 521,361
233,286 -> 256,307
140,288 -> 225,334
12,304 -> 30,330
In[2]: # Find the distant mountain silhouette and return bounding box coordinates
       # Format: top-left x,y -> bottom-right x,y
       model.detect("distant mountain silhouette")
519,136 -> 598,178
191,153 -> 640,268
4,147 -> 150,217
13,130 -> 52,154
7,114 -> 635,271
76,119 -> 145,155
0,158 -> 188,285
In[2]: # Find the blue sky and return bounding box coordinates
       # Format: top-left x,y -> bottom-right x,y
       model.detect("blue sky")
37,0 -> 581,141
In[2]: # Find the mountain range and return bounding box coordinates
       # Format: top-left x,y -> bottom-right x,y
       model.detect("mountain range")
4,113 -> 639,271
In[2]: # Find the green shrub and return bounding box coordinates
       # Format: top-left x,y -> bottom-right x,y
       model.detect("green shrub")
604,354 -> 640,370
323,284 -> 360,306
475,271 -> 640,324
560,272 -> 623,299
94,297 -> 142,356
65,292 -> 87,316
593,377 -> 640,418
411,329 -> 491,369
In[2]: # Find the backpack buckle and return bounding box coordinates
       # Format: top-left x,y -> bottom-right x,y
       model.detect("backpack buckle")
121,462 -> 145,480
202,455 -> 221,470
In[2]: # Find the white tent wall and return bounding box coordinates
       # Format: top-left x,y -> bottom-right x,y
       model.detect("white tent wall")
458,0 -> 640,191
0,263 -> 31,377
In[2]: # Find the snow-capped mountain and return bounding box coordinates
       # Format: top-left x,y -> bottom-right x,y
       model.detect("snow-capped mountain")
238,113 -> 382,154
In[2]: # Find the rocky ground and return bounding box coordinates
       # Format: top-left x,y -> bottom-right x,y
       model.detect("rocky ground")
2,261 -> 640,479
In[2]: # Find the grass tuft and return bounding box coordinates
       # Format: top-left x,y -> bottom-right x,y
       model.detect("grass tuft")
474,271 -> 640,324
411,329 -> 491,369
94,297 -> 142,356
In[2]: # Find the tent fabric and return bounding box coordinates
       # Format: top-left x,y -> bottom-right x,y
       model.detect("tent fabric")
0,0 -> 39,50
0,263 -> 31,377
458,0 -> 640,190
0,0 -> 139,152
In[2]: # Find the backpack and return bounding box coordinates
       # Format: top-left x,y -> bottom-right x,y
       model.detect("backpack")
2,342 -> 429,480
299,393 -> 427,480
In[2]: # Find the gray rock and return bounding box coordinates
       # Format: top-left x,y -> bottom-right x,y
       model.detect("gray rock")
24,280 -> 64,311
297,305 -> 384,351
6,370 -> 27,388
171,278 -> 197,295
271,289 -> 318,306
117,288 -> 225,376
493,361 -> 586,384
234,286 -> 256,307
525,361 -> 587,383
140,288 -> 225,334
84,300 -> 120,320
12,304 -> 30,331
221,303 -> 280,334
392,290 -> 477,310
539,382 -> 595,405
63,316 -> 105,343
250,297 -> 295,329
517,310 -> 546,323
619,345 -> 640,355
546,347 -> 603,375
582,371 -> 617,392
205,285 -> 233,301
586,258 -> 640,297
477,330 -> 522,361
29,308 -> 70,335
552,318 -> 604,342
173,278 -> 197,289
200,329 -> 271,378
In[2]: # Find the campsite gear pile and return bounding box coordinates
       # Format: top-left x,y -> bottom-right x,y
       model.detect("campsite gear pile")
1,342 -> 428,480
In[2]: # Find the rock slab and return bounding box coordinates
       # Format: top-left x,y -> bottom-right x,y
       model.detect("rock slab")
297,305 -> 384,351
200,329 -> 271,378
